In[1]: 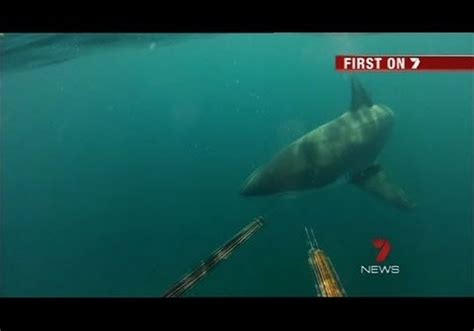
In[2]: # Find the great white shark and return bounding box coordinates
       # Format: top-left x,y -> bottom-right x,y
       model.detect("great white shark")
240,78 -> 416,209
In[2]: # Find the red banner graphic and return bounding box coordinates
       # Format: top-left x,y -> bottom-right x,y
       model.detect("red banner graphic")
336,55 -> 473,72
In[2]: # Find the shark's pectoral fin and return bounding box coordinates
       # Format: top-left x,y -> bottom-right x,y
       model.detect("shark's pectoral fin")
351,164 -> 417,209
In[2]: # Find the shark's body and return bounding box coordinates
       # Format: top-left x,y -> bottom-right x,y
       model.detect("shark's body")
240,78 -> 416,209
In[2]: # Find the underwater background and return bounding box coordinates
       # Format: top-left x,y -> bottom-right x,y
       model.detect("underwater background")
1,33 -> 472,297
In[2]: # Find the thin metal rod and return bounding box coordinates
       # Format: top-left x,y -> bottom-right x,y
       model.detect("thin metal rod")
310,228 -> 320,249
305,227 -> 314,249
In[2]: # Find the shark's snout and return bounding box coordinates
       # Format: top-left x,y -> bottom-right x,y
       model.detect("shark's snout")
239,177 -> 256,196
239,185 -> 252,196
239,168 -> 262,196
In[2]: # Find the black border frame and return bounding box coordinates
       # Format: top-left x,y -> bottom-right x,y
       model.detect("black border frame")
1,4 -> 473,32
1,6 -> 473,331
0,297 -> 473,329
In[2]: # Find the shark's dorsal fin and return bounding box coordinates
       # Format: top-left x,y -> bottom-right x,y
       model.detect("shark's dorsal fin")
350,77 -> 373,111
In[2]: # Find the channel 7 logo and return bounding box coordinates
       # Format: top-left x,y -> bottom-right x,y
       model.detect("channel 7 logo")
373,238 -> 391,263
360,238 -> 400,274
